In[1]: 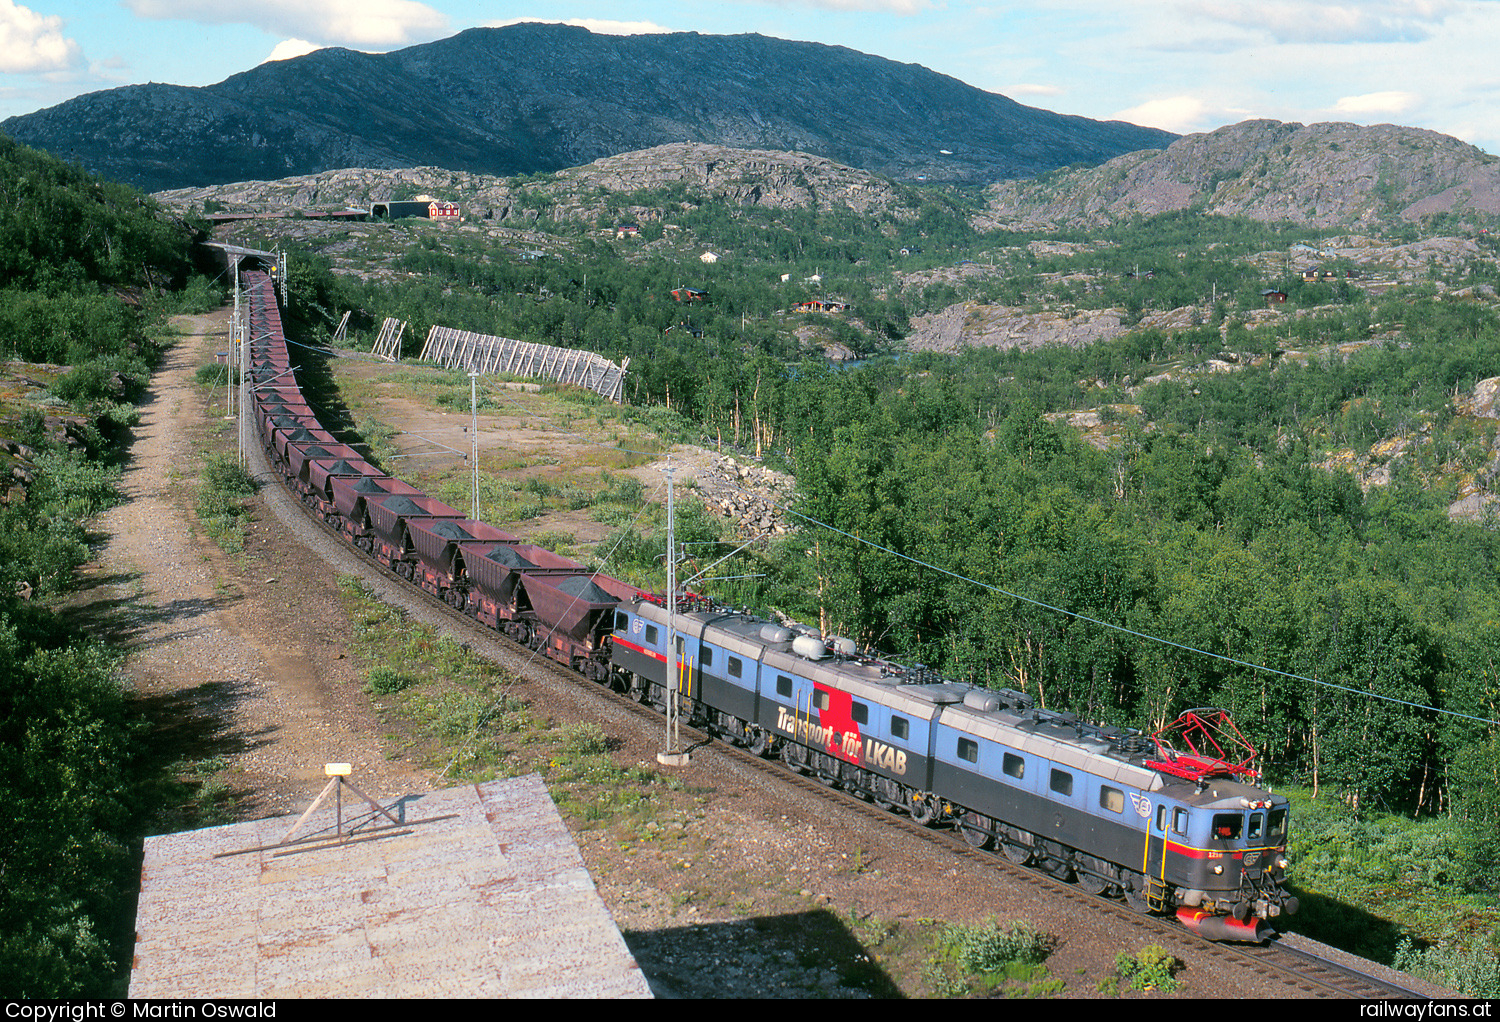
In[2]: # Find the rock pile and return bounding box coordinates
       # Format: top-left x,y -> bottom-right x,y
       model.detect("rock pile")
691,454 -> 796,537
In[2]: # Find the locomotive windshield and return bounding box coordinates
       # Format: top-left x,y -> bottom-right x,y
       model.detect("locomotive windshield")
1212,813 -> 1243,841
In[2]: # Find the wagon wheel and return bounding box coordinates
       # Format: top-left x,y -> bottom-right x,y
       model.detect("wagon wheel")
961,812 -> 994,850
745,727 -> 769,757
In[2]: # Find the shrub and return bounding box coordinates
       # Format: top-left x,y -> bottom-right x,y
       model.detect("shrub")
366,666 -> 418,694
1113,945 -> 1182,993
939,918 -> 1053,974
1395,937 -> 1500,998
560,721 -> 609,756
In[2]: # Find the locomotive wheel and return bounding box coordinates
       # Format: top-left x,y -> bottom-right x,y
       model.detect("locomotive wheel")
909,794 -> 940,827
1074,873 -> 1109,896
1000,839 -> 1032,865
1123,877 -> 1153,914
783,745 -> 809,774
961,812 -> 994,850
746,728 -> 769,757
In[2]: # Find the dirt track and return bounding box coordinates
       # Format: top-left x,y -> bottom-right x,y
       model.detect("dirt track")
68,311 -> 430,819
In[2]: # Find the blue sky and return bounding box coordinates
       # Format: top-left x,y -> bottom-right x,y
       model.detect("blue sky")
4,0 -> 1500,161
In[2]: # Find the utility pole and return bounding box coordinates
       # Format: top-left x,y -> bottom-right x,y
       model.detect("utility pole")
469,371 -> 480,520
658,457 -> 690,767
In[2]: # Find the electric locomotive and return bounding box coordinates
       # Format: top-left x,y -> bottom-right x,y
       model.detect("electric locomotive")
609,596 -> 1297,939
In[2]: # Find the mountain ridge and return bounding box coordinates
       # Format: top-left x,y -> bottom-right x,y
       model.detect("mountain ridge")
1,23 -> 1175,193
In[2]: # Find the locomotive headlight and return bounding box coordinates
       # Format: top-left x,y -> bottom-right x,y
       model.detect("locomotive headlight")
1212,865 -> 1223,874
1277,856 -> 1289,870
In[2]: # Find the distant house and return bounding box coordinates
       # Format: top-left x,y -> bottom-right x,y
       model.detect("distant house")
671,287 -> 708,303
1261,288 -> 1288,305
615,223 -> 640,239
1302,268 -> 1321,282
795,299 -> 849,314
428,201 -> 460,221
665,321 -> 703,338
700,251 -> 719,263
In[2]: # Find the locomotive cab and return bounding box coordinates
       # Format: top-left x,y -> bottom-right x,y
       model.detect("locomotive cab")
1168,785 -> 1297,938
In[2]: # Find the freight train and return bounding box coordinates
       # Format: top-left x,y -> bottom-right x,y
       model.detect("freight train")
239,267 -> 1298,941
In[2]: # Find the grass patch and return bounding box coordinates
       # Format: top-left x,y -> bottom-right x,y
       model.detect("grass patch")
195,453 -> 257,553
1281,787 -> 1495,971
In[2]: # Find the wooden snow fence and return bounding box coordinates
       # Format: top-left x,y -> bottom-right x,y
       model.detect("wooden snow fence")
418,326 -> 628,403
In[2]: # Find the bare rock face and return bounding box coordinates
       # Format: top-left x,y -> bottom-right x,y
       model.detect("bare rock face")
983,119 -> 1500,229
905,302 -> 1208,353
154,144 -> 910,226
568,144 -> 904,215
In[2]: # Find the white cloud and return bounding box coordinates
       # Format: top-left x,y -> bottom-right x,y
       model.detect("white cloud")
266,38 -> 323,62
1113,95 -> 1219,133
1182,0 -> 1462,44
124,0 -> 447,47
1330,90 -> 1420,116
0,0 -> 82,73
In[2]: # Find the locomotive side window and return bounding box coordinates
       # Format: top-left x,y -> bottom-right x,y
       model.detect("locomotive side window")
728,657 -> 743,678
852,702 -> 868,724
645,625 -> 659,646
957,738 -> 978,763
700,646 -> 714,667
1173,808 -> 1190,835
1268,808 -> 1288,839
777,675 -> 792,697
614,611 -> 629,633
1003,753 -> 1024,779
1212,813 -> 1243,840
1049,769 -> 1073,796
1156,805 -> 1167,832
812,689 -> 830,711
891,716 -> 909,740
1099,786 -> 1124,814
1249,812 -> 1264,840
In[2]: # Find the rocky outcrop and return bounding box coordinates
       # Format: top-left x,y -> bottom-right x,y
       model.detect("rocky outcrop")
905,302 -> 1206,353
983,119 -> 1500,229
154,145 -> 912,226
